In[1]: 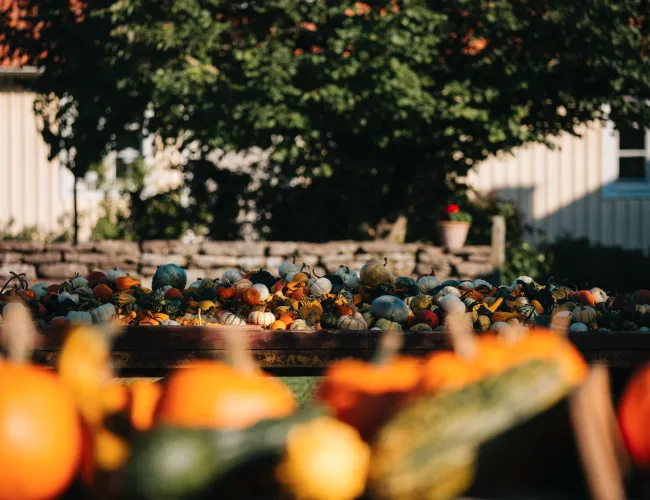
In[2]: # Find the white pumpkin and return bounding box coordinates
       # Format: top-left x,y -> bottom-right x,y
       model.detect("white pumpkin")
337,315 -> 368,330
490,321 -> 510,332
569,322 -> 589,332
219,312 -> 246,326
106,268 -> 127,282
248,310 -> 275,328
441,286 -> 461,297
71,275 -> 89,289
221,269 -> 243,284
512,276 -> 533,287
571,306 -> 597,324
637,305 -> 650,314
345,275 -> 362,292
336,266 -> 358,283
459,281 -> 475,290
472,279 -> 493,291
58,291 -> 80,304
290,319 -> 310,331
252,283 -> 270,303
590,287 -> 608,304
30,282 -> 50,301
417,275 -> 441,294
373,318 -> 402,331
278,261 -> 300,279
90,303 -> 116,323
160,319 -> 180,326
66,311 -> 93,325
438,294 -> 466,314
310,277 -> 332,297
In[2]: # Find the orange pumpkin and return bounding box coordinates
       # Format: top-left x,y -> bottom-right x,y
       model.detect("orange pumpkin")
292,287 -> 307,302
569,290 -> 596,307
93,284 -> 114,302
272,280 -> 285,294
317,334 -> 421,440
0,364 -> 82,500
155,361 -> 296,429
269,320 -> 287,330
216,284 -> 236,300
114,276 -> 141,292
336,304 -> 354,317
242,287 -> 262,306
418,351 -> 483,394
619,363 -> 650,468
104,381 -> 162,432
278,312 -> 296,326
163,288 -> 184,300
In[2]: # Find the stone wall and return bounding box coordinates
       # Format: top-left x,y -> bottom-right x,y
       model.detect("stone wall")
0,240 -> 496,286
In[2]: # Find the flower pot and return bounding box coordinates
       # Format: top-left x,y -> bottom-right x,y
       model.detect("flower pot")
438,221 -> 471,252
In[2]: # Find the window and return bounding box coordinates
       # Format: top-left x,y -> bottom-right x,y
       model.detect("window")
602,119 -> 650,198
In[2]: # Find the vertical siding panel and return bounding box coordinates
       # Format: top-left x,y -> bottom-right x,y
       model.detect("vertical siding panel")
0,91 -> 9,227
545,140 -> 560,240
558,134 -> 574,237
572,130 -> 587,238
642,200 -> 650,256
585,126 -> 601,244
532,143 -> 547,238
614,201 -> 627,248
22,92 -> 35,228
9,89 -> 23,230
601,201 -> 615,247
628,200 -> 641,250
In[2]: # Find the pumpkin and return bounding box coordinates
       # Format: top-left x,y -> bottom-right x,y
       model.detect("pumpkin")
269,320 -> 287,330
568,290 -> 595,306
279,260 -> 300,280
609,293 -> 636,312
276,416 -> 370,500
58,291 -> 80,305
216,284 -> 236,300
0,364 -> 83,500
218,312 -> 246,326
412,310 -> 440,329
410,323 -> 433,332
569,322 -> 589,332
590,287 -> 608,304
290,319 -> 310,331
234,279 -> 254,297
438,294 -> 466,315
66,310 -> 93,325
633,290 -> 650,305
571,305 -> 597,324
337,315 -> 368,330
115,275 -> 141,292
90,303 -> 116,323
152,264 -> 187,291
311,277 -> 333,297
155,360 -> 296,429
221,269 -> 243,284
371,296 -> 409,323
618,362 -> 650,468
417,275 -> 441,294
299,301 -> 324,323
317,332 -> 420,440
249,269 -> 276,289
320,312 -> 339,329
336,265 -> 359,283
29,282 -> 50,301
251,283 -> 270,302
360,260 -> 390,287
242,287 -> 262,306
278,312 -> 296,326
106,268 -> 126,282
407,294 -> 433,313
374,318 -> 402,331
248,309 -> 276,328
93,284 -> 113,302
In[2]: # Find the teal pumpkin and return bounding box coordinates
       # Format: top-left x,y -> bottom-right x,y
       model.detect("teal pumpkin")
395,277 -> 417,288
371,295 -> 409,324
152,264 -> 188,291
633,290 -> 650,305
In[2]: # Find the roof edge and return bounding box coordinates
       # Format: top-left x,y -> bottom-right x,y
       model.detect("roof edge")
0,66 -> 43,78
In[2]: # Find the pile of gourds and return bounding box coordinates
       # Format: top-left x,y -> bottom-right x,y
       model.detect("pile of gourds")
1,259 -> 649,332
4,307 -> 650,500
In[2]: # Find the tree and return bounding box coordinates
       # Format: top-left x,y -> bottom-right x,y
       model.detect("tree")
6,0 -> 650,241
2,0 -> 151,242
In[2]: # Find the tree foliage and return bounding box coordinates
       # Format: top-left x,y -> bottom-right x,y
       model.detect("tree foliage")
5,0 -> 650,241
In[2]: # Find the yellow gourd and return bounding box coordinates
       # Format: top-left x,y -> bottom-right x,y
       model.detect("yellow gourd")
276,417 -> 370,500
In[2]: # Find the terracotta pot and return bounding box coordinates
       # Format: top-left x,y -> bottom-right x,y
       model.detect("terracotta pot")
438,221 -> 471,251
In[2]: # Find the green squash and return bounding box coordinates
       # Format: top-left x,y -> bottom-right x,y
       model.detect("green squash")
152,264 -> 188,291
368,360 -> 570,500
123,407 -> 324,500
371,295 -> 409,323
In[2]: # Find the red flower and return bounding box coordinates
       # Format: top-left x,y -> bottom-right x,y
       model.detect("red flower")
445,204 -> 460,214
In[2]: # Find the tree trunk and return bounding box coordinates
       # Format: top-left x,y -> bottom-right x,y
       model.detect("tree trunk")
73,174 -> 79,245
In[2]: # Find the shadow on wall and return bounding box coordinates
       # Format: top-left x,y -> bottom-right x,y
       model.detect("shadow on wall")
490,184 -> 650,254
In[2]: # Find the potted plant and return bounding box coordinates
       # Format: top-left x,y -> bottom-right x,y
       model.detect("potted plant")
438,204 -> 472,251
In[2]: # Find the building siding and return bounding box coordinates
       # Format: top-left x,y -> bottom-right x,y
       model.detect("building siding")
468,124 -> 650,253
0,85 -> 64,235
